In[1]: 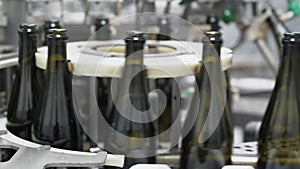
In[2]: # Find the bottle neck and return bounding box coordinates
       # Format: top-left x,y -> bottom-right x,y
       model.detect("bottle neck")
276,43 -> 300,90
125,41 -> 144,65
202,42 -> 221,60
47,39 -> 67,72
19,34 -> 37,65
122,41 -> 149,110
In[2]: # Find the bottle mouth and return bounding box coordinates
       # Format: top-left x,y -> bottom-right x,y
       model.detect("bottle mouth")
44,19 -> 60,26
125,31 -> 146,43
282,32 -> 300,44
47,28 -> 69,40
18,23 -> 38,34
203,31 -> 223,44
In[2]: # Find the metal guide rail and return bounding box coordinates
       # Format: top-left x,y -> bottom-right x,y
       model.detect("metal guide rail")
0,45 -> 18,70
0,115 -> 260,169
0,118 -> 124,169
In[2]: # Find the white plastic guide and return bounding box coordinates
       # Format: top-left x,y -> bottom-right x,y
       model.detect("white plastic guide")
35,40 -> 233,78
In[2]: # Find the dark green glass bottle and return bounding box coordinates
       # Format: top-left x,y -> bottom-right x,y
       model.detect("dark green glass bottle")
206,15 -> 220,32
180,32 -> 233,169
2,23 -> 38,163
95,18 -> 111,40
33,28 -> 82,152
104,32 -> 156,169
257,32 -> 300,169
6,23 -> 38,140
205,15 -> 233,112
156,17 -> 174,140
157,18 -> 171,41
43,20 -> 61,46
95,18 -> 112,121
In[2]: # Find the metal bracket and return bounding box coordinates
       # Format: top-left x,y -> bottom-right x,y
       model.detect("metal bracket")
0,118 -> 124,169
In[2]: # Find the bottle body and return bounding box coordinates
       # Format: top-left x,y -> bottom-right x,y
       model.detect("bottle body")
180,32 -> 233,169
6,24 -> 38,141
257,33 -> 300,169
105,32 -> 156,169
33,66 -> 81,150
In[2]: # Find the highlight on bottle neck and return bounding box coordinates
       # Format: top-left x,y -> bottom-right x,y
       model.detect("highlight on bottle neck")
124,31 -> 146,64
47,28 -> 68,66
202,31 -> 223,61
44,19 -> 61,35
44,19 -> 61,45
19,23 -> 38,35
282,32 -> 300,45
203,31 -> 223,45
18,23 -> 38,63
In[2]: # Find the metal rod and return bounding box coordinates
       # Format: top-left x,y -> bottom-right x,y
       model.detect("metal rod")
255,39 -> 278,73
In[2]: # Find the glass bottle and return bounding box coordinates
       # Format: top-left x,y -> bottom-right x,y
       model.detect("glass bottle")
105,32 -> 156,169
180,31 -> 233,169
95,18 -> 112,121
33,28 -> 82,152
155,17 -> 174,141
6,23 -> 38,140
257,32 -> 300,169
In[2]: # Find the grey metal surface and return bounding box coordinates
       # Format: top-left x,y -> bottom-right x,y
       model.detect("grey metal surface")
0,55 -> 18,70
0,118 -> 125,169
2,0 -> 26,46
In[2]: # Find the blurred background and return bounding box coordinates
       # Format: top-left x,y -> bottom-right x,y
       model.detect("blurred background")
0,0 -> 300,167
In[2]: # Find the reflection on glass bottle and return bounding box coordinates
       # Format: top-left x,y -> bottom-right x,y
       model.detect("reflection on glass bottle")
33,29 -> 82,168
105,32 -> 156,169
180,32 -> 233,169
257,33 -> 300,169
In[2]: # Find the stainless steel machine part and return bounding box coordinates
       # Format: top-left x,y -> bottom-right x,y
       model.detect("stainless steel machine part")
0,118 -> 124,169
